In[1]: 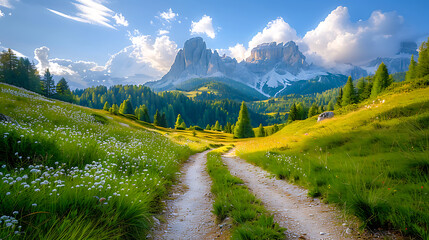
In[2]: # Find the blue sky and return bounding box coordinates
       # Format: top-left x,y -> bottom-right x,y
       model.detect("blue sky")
1,0 -> 428,88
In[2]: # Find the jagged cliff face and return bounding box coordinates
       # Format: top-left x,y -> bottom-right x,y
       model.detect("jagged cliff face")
148,37 -> 322,96
245,42 -> 308,75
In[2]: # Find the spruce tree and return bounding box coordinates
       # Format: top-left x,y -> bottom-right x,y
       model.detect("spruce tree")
103,102 -> 110,111
257,123 -> 265,137
416,38 -> 429,78
161,112 -> 168,127
109,104 -> 119,115
119,99 -> 134,115
371,62 -> 389,98
175,114 -> 185,129
206,124 -> 211,130
405,55 -> 417,81
234,102 -> 255,138
226,122 -> 232,133
342,76 -> 356,106
288,103 -> 298,123
41,68 -> 55,97
56,78 -> 70,95
335,88 -> 343,109
308,103 -> 318,117
154,110 -> 161,126
327,100 -> 334,111
356,77 -> 367,101
214,121 -> 220,131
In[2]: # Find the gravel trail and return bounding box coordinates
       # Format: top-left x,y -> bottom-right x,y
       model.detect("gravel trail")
222,150 -> 359,240
151,150 -> 228,240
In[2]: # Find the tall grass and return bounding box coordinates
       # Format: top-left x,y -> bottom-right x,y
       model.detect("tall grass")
0,84 -> 193,239
237,86 -> 429,238
206,148 -> 285,240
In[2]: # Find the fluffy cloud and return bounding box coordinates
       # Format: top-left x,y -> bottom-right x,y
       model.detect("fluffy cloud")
0,10 -> 4,17
33,32 -> 179,89
190,15 -> 216,39
113,13 -> 128,27
248,17 -> 299,51
302,6 -> 405,67
221,7 -> 407,68
159,8 -> 177,22
48,0 -> 128,29
0,0 -> 13,8
158,29 -> 170,35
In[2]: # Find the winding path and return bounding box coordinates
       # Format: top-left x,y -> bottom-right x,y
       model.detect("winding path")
151,150 -> 228,240
222,149 -> 358,240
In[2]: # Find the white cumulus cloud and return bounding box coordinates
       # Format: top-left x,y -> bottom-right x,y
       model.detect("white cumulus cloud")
0,10 -> 4,17
302,6 -> 405,67
248,17 -> 299,51
113,13 -> 128,27
158,29 -> 170,35
190,15 -> 216,39
48,0 -> 129,29
227,43 -> 247,62
0,0 -> 13,8
159,8 -> 177,22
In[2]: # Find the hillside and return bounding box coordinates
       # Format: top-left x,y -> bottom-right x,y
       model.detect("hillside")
236,83 -> 429,238
0,83 -> 202,239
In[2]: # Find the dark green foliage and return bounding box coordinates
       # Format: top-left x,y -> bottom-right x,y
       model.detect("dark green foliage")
109,104 -> 119,115
160,112 -> 168,128
0,49 -> 41,93
103,101 -> 110,111
41,69 -> 55,97
371,62 -> 390,98
135,105 -> 150,122
341,76 -> 356,106
174,114 -> 185,130
327,100 -> 334,111
257,123 -> 265,137
73,85 -> 267,128
308,103 -> 319,118
119,99 -> 134,115
56,78 -> 70,95
214,120 -> 221,131
416,38 -> 429,78
406,55 -> 417,81
153,110 -> 161,126
287,103 -> 298,123
234,102 -> 255,138
335,88 -> 343,109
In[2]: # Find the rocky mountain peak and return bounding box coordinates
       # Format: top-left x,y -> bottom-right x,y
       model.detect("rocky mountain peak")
245,41 -> 308,75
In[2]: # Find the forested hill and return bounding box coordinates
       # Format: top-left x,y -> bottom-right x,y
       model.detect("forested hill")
73,85 -> 269,128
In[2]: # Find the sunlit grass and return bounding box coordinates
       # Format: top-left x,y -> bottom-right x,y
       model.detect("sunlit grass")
236,84 -> 429,238
0,83 -> 193,239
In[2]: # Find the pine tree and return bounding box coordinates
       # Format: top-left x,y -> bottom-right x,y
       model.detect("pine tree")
405,54 -> 417,81
154,110 -> 161,126
225,122 -> 232,133
234,102 -> 255,138
356,77 -> 367,102
56,78 -> 70,95
288,103 -> 298,123
371,62 -> 389,98
161,112 -> 168,128
416,38 -> 429,78
327,100 -> 334,111
103,101 -> 110,111
175,114 -> 185,129
180,122 -> 187,129
335,88 -> 343,109
206,124 -> 211,130
214,121 -> 220,131
308,103 -> 319,117
109,104 -> 119,115
41,68 -> 55,97
342,76 -> 356,106
119,99 -> 134,115
257,123 -> 265,137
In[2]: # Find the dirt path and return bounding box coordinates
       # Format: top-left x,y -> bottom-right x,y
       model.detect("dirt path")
222,149 -> 360,240
151,150 -> 228,240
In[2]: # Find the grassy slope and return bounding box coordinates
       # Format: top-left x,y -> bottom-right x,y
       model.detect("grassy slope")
236,84 -> 429,238
207,147 -> 285,239
0,83 -> 197,239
